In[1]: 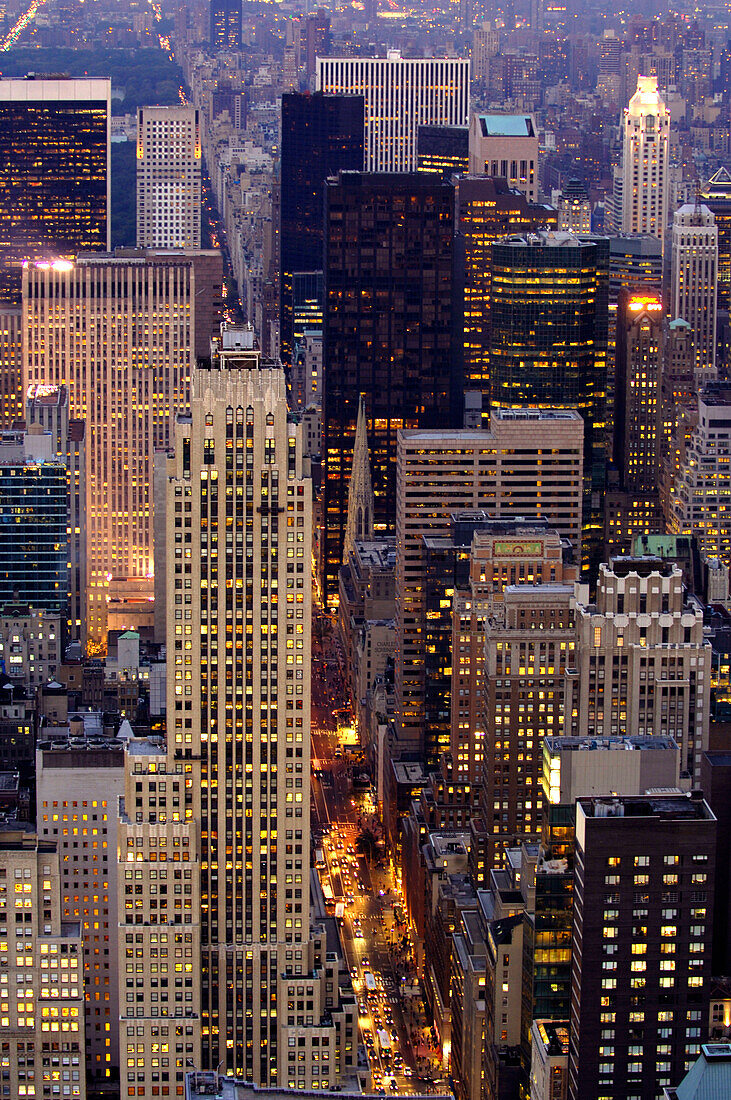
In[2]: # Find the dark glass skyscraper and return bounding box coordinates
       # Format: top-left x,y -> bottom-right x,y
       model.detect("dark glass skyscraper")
489,232 -> 609,481
416,124 -> 469,180
280,93 -> 364,367
0,77 -> 110,303
210,0 -> 241,47
0,431 -> 68,612
322,171 -> 462,606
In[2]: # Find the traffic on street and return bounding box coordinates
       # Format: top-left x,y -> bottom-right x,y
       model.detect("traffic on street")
310,606 -> 447,1095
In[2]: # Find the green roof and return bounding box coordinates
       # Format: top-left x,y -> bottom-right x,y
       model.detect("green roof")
477,114 -> 534,138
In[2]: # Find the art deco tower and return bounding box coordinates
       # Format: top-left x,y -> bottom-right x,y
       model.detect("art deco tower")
621,75 -> 670,243
158,325 -> 357,1086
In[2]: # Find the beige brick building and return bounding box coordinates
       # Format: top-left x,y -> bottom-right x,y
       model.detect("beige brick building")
0,822 -> 86,1100
395,409 -> 584,758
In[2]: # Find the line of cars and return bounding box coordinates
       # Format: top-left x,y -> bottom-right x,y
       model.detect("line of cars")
353,965 -> 412,1093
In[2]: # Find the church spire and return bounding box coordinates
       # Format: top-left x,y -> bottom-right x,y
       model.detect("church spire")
343,395 -> 375,563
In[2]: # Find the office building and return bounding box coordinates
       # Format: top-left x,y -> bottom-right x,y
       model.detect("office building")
614,289 -> 664,494
25,383 -> 87,645
488,233 -> 609,481
37,735 -> 126,1090
280,93 -> 363,367
621,75 -> 670,242
127,325 -> 357,1086
451,519 -> 578,783
455,176 -> 555,418
530,1022 -> 569,1100
0,427 -> 68,613
609,236 -> 663,303
210,0 -> 241,48
0,304 -> 22,428
416,124 -> 469,179
22,249 -> 223,647
395,409 -> 584,760
136,106 -> 202,249
0,606 -> 62,689
479,581 -> 576,858
303,11 -> 330,76
291,272 -> 325,364
0,820 -> 87,1100
671,203 -> 718,376
669,383 -> 731,563
468,113 -> 539,202
568,794 -> 715,1100
520,734 -> 681,1050
322,171 -> 460,606
0,77 -> 110,302
316,52 -> 470,172
569,557 -> 711,783
557,178 -> 591,232
701,167 -> 731,313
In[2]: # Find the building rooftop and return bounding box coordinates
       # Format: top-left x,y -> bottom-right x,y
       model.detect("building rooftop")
667,1043 -> 731,1100
392,761 -> 427,785
185,1076 -> 454,1100
533,1020 -> 570,1057
579,793 -> 713,821
544,735 -> 679,754
476,113 -> 535,138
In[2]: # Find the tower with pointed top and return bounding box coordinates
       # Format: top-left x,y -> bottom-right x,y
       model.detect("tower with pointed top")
343,395 -> 375,565
622,75 -> 670,243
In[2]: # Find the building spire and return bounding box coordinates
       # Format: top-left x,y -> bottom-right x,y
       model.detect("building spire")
343,395 -> 375,563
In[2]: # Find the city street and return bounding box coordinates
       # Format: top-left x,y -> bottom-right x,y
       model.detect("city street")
311,613 -> 446,1094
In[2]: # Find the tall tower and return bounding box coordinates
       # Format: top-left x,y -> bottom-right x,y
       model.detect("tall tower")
279,93 -> 364,367
488,232 -> 610,490
160,325 -> 357,1084
316,52 -> 470,172
614,289 -> 664,494
671,202 -> 718,376
22,250 -> 223,647
136,106 -> 202,249
0,77 -> 110,302
322,171 -> 461,607
621,75 -> 670,243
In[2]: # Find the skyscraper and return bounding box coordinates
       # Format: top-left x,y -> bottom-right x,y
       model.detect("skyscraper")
0,426 -> 68,613
671,203 -> 718,376
153,324 -> 357,1083
25,383 -> 87,645
322,171 -> 461,606
568,794 -> 715,1100
279,93 -> 364,367
0,822 -> 87,1100
210,0 -> 241,48
614,289 -> 664,494
621,75 -> 670,243
701,167 -> 731,313
455,175 -> 556,419
0,77 -> 110,302
488,232 -> 609,486
22,249 -> 223,647
316,52 -> 470,172
136,106 -> 202,249
468,113 -> 539,202
395,409 -> 584,762
557,178 -> 591,232
416,124 -> 469,179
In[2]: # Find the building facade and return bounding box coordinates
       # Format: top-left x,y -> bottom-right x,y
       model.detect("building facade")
0,822 -> 87,1100
22,250 -> 222,646
0,77 -> 110,302
316,53 -> 470,172
279,93 -> 364,367
468,113 -> 539,202
36,738 -> 125,1090
614,290 -> 664,494
136,106 -> 202,250
621,75 -> 670,243
322,171 -> 461,607
670,204 -> 718,377
568,794 -> 715,1100
395,410 -> 584,761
